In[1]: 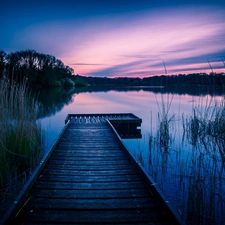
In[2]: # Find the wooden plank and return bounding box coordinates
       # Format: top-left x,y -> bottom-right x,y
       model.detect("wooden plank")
33,180 -> 150,190
54,149 -> 126,153
11,222 -> 171,225
50,152 -> 127,157
14,208 -> 166,224
47,159 -> 134,165
45,164 -> 137,170
22,197 -> 157,210
54,145 -> 123,149
37,174 -> 145,182
42,168 -> 140,176
30,188 -> 153,199
49,155 -> 130,161
65,113 -> 141,123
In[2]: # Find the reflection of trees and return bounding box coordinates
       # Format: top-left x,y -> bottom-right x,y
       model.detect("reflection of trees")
35,85 -> 225,120
146,85 -> 225,97
73,85 -> 225,97
77,73 -> 225,88
36,87 -> 76,119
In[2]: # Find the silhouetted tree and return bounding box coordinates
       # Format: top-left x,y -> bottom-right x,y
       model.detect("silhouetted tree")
2,50 -> 75,87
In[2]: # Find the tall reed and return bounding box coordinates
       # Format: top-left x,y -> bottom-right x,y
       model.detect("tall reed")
0,76 -> 43,217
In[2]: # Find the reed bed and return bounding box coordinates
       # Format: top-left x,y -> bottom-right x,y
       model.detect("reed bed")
0,76 -> 43,217
146,94 -> 225,225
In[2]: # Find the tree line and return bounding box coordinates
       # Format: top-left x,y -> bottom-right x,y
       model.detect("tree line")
0,50 -> 77,87
1,49 -> 224,88
77,72 -> 225,87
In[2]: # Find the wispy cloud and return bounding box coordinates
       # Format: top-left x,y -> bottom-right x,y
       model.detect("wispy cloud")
71,63 -> 106,66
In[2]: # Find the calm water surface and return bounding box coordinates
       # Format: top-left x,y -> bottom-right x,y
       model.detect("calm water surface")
38,87 -> 225,225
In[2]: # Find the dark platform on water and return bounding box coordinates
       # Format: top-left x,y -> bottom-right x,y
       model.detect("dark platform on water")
65,113 -> 142,139
1,113 -> 182,225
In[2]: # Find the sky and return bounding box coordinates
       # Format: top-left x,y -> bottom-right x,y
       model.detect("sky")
1,0 -> 225,77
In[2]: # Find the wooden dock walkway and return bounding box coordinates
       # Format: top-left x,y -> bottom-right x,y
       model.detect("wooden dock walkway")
1,114 -> 182,225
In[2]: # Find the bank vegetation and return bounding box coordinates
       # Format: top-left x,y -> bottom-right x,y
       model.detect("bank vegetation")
0,76 -> 43,218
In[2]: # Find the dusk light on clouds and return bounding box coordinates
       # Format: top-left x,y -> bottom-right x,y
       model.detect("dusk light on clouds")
1,0 -> 225,77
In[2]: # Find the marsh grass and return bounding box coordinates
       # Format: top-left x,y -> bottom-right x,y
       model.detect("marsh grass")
147,94 -> 225,225
0,76 -> 43,217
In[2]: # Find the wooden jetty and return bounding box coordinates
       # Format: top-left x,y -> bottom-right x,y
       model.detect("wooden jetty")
1,113 -> 183,225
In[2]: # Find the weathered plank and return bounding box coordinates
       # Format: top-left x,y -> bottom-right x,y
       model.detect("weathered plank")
46,158 -> 131,164
33,180 -> 150,190
23,197 -> 157,209
38,174 -> 145,182
15,208 -> 167,224
42,168 -> 140,176
30,188 -> 153,199
45,164 -> 137,171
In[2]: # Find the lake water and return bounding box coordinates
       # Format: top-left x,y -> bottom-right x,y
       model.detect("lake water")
38,86 -> 225,225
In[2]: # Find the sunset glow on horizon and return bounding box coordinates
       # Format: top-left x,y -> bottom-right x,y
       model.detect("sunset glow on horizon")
1,0 -> 225,77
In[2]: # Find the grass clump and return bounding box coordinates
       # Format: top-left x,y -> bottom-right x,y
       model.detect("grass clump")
0,76 -> 43,217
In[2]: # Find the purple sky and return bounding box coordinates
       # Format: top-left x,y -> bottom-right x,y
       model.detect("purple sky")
1,0 -> 225,77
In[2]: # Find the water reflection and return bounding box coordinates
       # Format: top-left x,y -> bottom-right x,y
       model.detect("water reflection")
36,86 -> 225,120
36,86 -> 76,119
146,115 -> 225,224
74,85 -> 225,96
38,86 -> 225,225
